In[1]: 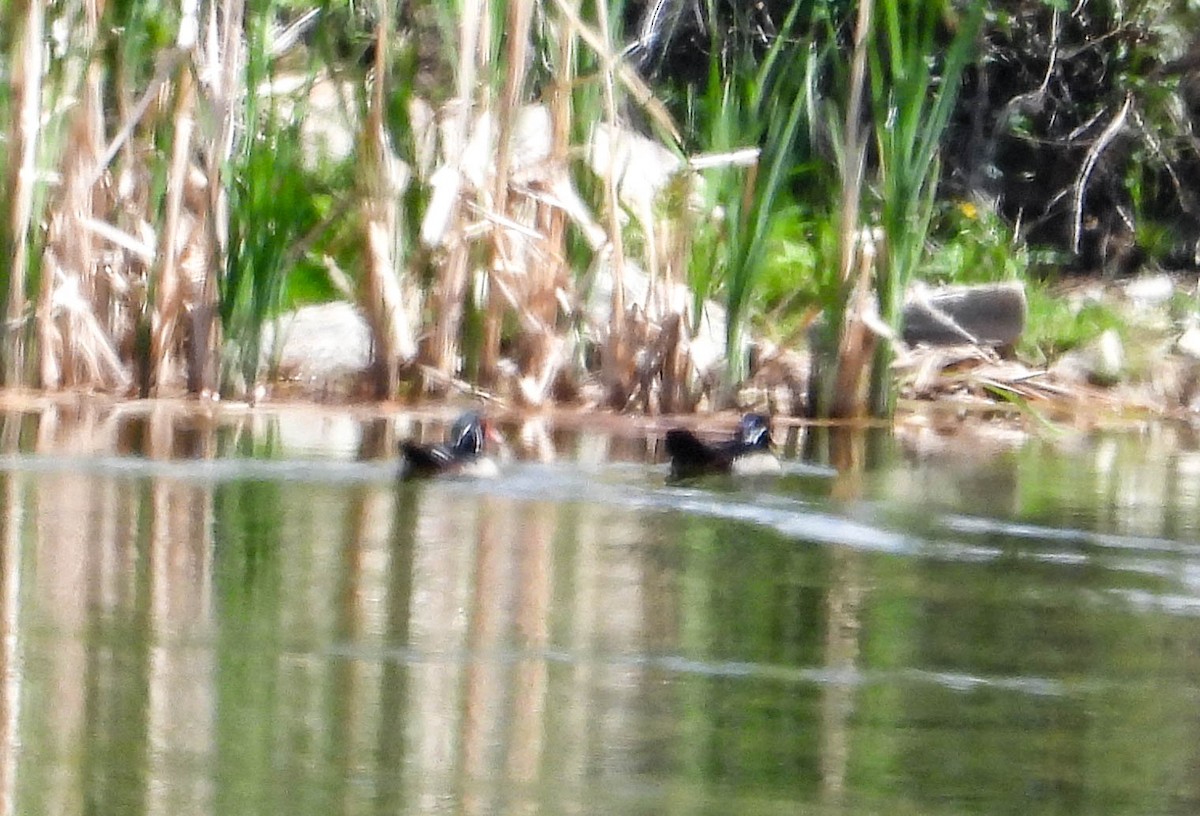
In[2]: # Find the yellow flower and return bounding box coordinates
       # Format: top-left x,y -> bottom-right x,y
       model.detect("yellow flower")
957,201 -> 978,220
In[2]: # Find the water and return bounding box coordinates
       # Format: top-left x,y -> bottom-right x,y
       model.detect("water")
3,401 -> 1200,815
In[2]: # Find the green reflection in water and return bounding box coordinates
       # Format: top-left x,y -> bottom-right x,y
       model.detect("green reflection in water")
215,478 -> 284,816
4,411 -> 1200,816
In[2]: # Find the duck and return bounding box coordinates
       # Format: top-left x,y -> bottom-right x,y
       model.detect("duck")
398,411 -> 501,480
664,413 -> 781,480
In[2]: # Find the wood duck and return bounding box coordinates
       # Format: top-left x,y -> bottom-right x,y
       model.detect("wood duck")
399,411 -> 501,480
664,413 -> 781,480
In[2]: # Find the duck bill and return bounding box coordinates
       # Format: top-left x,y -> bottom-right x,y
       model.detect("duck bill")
483,420 -> 505,446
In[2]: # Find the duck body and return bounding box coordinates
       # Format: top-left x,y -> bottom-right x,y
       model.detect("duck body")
399,412 -> 500,480
664,413 -> 780,481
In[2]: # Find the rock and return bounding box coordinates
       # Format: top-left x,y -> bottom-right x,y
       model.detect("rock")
1177,324 -> 1200,360
902,281 -> 1027,348
261,302 -> 373,396
1049,330 -> 1125,388
1052,329 -> 1125,387
1087,329 -> 1125,386
1123,273 -> 1176,310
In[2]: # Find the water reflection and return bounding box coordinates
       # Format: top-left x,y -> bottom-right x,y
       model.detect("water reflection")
1,402 -> 1199,815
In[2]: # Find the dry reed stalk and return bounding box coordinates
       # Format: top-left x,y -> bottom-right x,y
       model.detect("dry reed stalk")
193,0 -> 247,395
659,173 -> 698,413
36,0 -> 127,390
93,50 -> 186,189
594,0 -> 632,408
150,62 -> 197,393
4,0 -> 46,386
829,239 -> 879,419
549,0 -> 680,145
830,0 -> 874,418
96,56 -> 164,395
147,0 -> 204,393
38,251 -> 131,389
511,22 -> 575,407
38,106 -> 105,388
543,5 -> 577,326
429,0 -> 488,385
359,11 -> 418,398
480,0 -> 535,388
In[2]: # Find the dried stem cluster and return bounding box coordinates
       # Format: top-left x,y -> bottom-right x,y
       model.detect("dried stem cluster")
0,0 -> 750,413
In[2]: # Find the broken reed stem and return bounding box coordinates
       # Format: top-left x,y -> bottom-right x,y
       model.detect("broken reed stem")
5,0 -> 47,387
829,0 -> 874,419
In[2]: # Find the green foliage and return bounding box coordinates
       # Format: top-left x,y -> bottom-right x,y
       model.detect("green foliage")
1020,283 -> 1125,364
870,0 -> 986,320
753,205 -> 841,340
688,1 -> 816,383
924,200 -> 1029,284
863,0 -> 985,414
220,7 -> 327,392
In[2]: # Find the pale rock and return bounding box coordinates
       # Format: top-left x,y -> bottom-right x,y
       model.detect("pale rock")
1176,325 -> 1200,360
1123,273 -> 1176,310
1086,329 -> 1125,386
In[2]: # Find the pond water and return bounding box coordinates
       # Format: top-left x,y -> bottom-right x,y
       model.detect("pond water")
2,400 -> 1200,815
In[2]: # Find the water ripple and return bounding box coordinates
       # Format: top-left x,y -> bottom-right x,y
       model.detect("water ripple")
325,641 -> 1078,698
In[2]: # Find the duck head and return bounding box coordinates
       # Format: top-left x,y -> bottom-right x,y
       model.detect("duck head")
737,413 -> 773,450
448,411 -> 500,457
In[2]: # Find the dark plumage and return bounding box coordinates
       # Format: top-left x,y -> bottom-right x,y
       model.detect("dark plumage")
399,412 -> 499,480
664,413 -> 780,480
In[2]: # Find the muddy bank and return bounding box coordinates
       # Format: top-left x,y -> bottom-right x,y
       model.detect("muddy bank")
250,273 -> 1200,424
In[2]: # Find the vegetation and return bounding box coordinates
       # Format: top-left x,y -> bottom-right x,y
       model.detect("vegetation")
1,0 -> 1199,417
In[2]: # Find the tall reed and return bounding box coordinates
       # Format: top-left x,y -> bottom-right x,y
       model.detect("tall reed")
808,0 -> 983,418
865,0 -> 984,415
699,1 -> 812,389
1,0 -> 47,386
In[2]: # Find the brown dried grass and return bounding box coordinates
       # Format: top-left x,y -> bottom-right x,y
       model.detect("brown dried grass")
1,0 -> 769,414
359,11 -> 419,398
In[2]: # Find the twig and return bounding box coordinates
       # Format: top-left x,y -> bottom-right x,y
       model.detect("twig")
550,0 -> 681,144
88,48 -> 187,190
1070,93 -> 1132,254
416,363 -> 506,405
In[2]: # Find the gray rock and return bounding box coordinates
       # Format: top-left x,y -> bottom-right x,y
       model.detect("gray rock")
903,281 -> 1027,348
